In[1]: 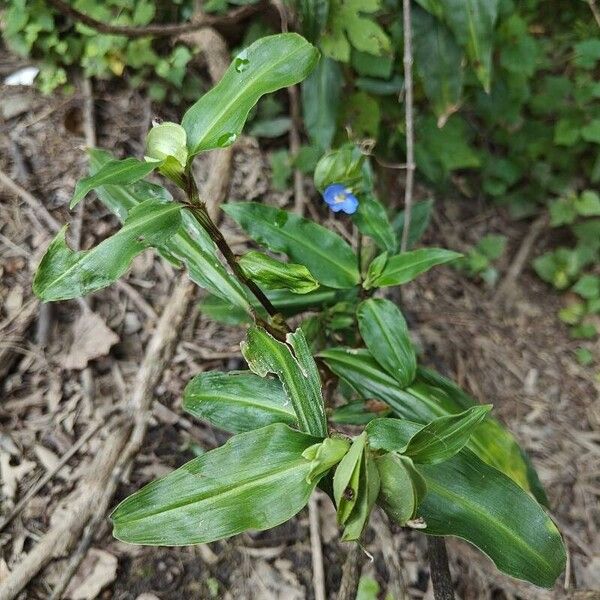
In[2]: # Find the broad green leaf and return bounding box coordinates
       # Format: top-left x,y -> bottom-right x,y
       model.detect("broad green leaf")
375,452 -> 426,525
402,405 -> 492,464
412,6 -> 463,126
341,452 -> 380,541
418,0 -> 498,91
89,149 -> 251,313
239,251 -> 320,294
352,192 -> 397,252
318,348 -> 545,500
302,57 -> 342,150
333,432 -> 366,523
33,199 -> 181,301
364,248 -> 461,288
182,34 -> 319,156
112,424 -> 320,545
392,199 -> 434,250
223,202 -> 359,289
241,326 -> 327,437
198,287 -> 343,325
70,157 -> 159,208
183,371 -> 296,433
367,418 -> 566,588
297,0 -> 330,42
357,298 -> 416,387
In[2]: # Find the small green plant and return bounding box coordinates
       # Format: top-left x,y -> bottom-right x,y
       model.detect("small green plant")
33,34 -> 565,591
457,233 -> 507,286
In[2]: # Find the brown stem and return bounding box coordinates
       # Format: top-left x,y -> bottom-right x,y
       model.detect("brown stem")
46,0 -> 264,38
427,537 -> 455,600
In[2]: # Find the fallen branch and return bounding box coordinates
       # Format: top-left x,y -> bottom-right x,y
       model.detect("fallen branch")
495,213 -> 548,305
46,0 -> 264,38
336,543 -> 365,600
0,275 -> 193,600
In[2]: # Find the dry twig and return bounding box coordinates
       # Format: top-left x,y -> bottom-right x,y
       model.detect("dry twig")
337,543 -> 365,600
400,0 -> 416,252
308,494 -> 326,600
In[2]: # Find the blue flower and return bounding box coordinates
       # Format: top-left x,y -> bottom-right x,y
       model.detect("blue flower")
322,184 -> 359,215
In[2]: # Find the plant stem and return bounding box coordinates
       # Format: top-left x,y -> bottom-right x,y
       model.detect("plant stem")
400,0 -> 416,252
427,537 -> 454,600
184,174 -> 288,334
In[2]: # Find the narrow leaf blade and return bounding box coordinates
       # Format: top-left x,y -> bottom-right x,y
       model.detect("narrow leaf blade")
357,298 -> 417,387
71,157 -> 158,208
366,248 -> 461,288
223,202 -> 359,289
33,199 -> 181,301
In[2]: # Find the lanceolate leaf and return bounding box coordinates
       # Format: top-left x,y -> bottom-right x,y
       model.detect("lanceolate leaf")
112,424 -> 321,545
417,0 -> 498,91
33,200 -> 181,301
182,34 -> 319,156
392,199 -> 434,250
402,405 -> 492,464
302,56 -> 342,150
183,371 -> 296,433
318,348 -> 543,497
223,202 -> 359,289
352,192 -> 397,252
357,298 -> 416,387
239,251 -> 320,294
89,149 -> 251,313
412,6 -> 464,126
242,326 -> 327,437
364,248 -> 461,288
368,418 -> 566,588
70,157 -> 159,209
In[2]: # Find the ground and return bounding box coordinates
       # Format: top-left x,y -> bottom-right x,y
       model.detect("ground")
1,52 -> 599,600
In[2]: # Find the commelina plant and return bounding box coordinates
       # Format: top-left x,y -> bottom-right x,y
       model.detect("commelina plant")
33,34 -> 566,590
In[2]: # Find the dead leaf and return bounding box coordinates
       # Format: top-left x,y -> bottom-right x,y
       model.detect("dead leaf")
64,310 -> 119,370
34,444 -> 60,472
65,548 -> 118,600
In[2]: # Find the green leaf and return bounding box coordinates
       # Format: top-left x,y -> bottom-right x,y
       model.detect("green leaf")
575,190 -> 600,217
318,348 -> 546,501
412,6 -> 463,126
352,192 -> 397,252
572,274 -> 600,300
581,119 -> 600,144
367,418 -> 566,588
241,326 -> 327,437
183,371 -> 296,433
303,437 -> 351,481
112,424 -> 320,545
297,0 -> 330,42
314,143 -> 365,192
375,452 -> 426,525
425,0 -> 498,91
357,298 -> 416,387
70,157 -> 159,209
88,149 -> 251,313
239,251 -> 320,294
333,431 -> 366,523
392,200 -> 434,250
223,202 -> 359,289
182,34 -> 319,156
364,248 -> 461,288
302,57 -> 342,150
33,199 -> 181,301
401,405 -> 492,464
